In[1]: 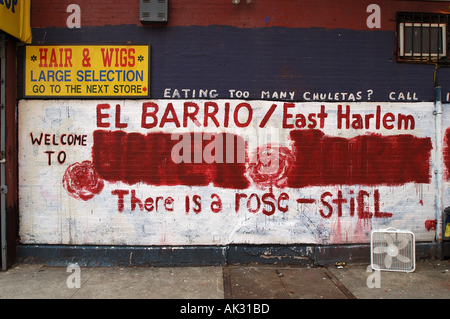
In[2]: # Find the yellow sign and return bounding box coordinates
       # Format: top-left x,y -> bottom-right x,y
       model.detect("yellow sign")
25,45 -> 150,98
0,0 -> 32,43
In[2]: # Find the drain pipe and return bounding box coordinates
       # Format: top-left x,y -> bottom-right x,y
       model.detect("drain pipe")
0,33 -> 6,270
435,86 -> 444,259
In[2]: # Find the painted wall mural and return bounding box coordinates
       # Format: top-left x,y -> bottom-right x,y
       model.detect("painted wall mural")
18,100 -> 436,246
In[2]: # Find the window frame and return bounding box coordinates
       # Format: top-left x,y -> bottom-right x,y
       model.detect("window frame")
396,12 -> 450,64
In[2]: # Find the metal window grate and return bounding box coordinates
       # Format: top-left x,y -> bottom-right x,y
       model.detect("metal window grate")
397,12 -> 449,64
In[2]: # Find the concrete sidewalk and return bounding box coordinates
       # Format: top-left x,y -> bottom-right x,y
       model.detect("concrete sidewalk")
0,259 -> 449,299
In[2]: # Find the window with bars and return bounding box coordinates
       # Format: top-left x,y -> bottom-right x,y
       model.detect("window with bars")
397,12 -> 449,63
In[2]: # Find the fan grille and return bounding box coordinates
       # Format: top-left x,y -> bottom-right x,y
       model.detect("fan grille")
371,229 -> 415,272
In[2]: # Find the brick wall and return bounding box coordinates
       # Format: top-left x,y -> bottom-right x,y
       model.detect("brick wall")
16,0 -> 450,252
31,0 -> 450,30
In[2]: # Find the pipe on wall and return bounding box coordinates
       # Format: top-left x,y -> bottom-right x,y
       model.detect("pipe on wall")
0,33 -> 6,270
435,86 -> 444,259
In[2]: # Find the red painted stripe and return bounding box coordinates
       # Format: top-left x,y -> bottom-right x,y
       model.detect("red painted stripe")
296,198 -> 316,204
287,129 -> 432,188
444,128 -> 450,181
259,103 -> 277,128
92,130 -> 249,189
92,129 -> 432,190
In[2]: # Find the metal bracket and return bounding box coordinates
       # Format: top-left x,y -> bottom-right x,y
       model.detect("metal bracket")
1,185 -> 7,194
0,151 -> 6,163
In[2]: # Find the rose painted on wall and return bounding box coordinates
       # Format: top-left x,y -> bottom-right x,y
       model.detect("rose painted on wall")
63,161 -> 104,201
247,144 -> 294,189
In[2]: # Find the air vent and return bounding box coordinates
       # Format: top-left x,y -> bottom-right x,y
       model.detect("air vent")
140,0 -> 168,23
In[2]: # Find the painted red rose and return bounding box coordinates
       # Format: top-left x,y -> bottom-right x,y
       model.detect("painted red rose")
247,144 -> 293,189
62,161 -> 104,201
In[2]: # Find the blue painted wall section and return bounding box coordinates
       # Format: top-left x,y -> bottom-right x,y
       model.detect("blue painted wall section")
17,243 -> 437,267
26,25 -> 448,102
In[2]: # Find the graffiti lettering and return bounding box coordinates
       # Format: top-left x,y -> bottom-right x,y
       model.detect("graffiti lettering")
337,105 -> 415,130
111,189 -> 174,213
316,189 -> 392,219
98,101 -> 255,129
164,88 -> 219,99
110,191 -> 224,214
95,102 -> 417,131
261,91 -> 295,100
30,132 -> 87,166
282,104 -> 328,129
303,91 -> 363,101
108,188 -> 392,218
389,92 -> 418,101
235,192 -> 289,216
30,132 -> 87,146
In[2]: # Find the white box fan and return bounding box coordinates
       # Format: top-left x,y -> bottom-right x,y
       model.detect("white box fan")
370,228 -> 415,272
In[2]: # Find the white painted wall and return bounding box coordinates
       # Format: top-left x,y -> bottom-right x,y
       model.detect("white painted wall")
18,100 -> 437,245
